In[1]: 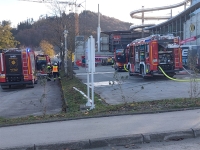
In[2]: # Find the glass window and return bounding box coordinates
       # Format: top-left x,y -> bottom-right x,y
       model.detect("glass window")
115,49 -> 124,53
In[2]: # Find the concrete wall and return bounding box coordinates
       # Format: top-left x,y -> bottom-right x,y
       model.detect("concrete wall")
75,43 -> 84,61
75,36 -> 85,61
100,37 -> 109,51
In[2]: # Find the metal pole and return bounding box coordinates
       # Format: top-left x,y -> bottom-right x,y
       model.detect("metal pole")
65,34 -> 67,74
171,9 -> 172,18
64,29 -> 68,74
97,4 -> 101,52
91,36 -> 95,109
142,6 -> 144,38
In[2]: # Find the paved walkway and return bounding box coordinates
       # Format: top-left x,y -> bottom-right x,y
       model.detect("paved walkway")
0,109 -> 200,149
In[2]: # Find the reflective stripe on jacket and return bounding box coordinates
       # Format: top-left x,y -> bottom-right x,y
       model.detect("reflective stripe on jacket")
52,66 -> 58,72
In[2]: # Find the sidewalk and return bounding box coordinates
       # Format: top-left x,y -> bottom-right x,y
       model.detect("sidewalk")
1,109 -> 200,150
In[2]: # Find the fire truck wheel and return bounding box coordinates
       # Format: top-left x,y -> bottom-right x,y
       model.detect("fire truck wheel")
116,67 -> 120,72
141,66 -> 147,79
34,79 -> 38,84
166,73 -> 175,78
129,70 -> 133,76
27,82 -> 34,88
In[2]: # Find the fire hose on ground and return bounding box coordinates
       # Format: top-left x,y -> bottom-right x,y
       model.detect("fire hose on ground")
158,66 -> 200,82
124,64 -> 129,72
123,64 -> 200,82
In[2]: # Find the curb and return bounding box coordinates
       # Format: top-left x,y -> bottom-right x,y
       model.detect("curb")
5,128 -> 200,150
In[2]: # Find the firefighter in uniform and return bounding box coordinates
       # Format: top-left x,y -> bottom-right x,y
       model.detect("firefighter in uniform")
47,62 -> 52,81
107,56 -> 114,65
52,63 -> 61,81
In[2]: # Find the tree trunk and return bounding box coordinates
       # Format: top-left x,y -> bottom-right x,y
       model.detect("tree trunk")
60,48 -> 65,71
68,56 -> 73,78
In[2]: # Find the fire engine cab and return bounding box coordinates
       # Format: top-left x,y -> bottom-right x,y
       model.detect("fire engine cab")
113,49 -> 128,71
0,48 -> 37,89
35,54 -> 51,76
127,34 -> 183,78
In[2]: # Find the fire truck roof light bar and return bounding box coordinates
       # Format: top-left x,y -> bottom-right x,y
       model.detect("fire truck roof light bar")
132,34 -> 179,44
2,49 -> 28,54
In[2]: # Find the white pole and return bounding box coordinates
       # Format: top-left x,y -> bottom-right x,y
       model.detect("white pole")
86,40 -> 91,106
73,87 -> 88,99
91,37 -> 95,109
87,69 -> 90,104
85,36 -> 95,109
97,4 -> 101,52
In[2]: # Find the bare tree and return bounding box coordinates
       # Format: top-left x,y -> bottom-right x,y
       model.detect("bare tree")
43,1 -> 77,78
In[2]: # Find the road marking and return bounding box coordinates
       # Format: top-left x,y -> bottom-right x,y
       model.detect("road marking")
75,72 -> 114,76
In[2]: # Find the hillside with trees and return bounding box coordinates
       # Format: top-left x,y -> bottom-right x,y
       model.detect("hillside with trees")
12,10 -> 132,48
79,11 -> 132,37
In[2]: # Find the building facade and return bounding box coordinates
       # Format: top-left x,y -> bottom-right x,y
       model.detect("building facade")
183,8 -> 200,45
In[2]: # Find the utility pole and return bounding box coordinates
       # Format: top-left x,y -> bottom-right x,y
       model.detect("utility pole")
97,4 -> 101,52
63,27 -> 68,74
142,6 -> 144,38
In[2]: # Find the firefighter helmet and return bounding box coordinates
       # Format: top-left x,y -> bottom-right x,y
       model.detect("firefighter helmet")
54,63 -> 57,66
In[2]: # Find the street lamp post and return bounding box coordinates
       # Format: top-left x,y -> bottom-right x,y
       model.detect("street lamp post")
63,29 -> 68,74
60,42 -> 63,60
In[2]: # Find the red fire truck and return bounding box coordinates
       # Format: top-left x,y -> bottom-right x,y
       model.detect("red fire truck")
113,48 -> 128,71
127,34 -> 183,78
35,54 -> 51,76
0,48 -> 37,89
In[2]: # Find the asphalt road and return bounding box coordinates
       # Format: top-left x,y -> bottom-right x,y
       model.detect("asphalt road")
0,79 -> 63,118
74,65 -> 196,104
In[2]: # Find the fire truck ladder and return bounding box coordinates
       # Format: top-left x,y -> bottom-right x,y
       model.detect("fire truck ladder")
22,51 -> 29,80
174,49 -> 181,68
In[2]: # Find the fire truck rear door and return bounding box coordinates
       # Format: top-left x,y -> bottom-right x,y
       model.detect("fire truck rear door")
5,51 -> 22,75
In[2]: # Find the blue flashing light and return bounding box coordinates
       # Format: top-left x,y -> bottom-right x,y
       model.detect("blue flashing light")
145,39 -> 151,43
26,48 -> 30,52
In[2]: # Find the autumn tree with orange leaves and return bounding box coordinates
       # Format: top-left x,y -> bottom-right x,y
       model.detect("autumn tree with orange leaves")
40,40 -> 55,57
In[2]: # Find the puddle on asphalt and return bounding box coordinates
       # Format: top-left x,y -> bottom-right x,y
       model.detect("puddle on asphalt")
84,81 -> 119,87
